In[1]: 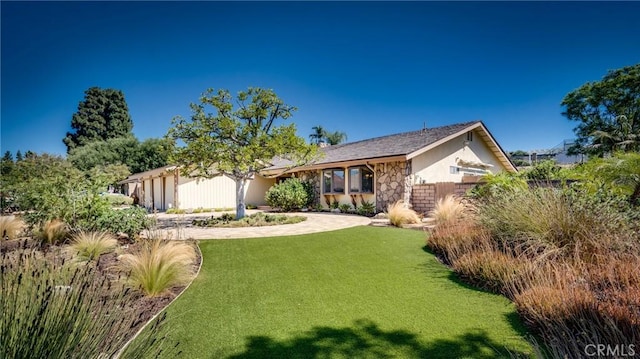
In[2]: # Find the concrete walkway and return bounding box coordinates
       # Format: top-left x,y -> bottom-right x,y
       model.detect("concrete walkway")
145,211 -> 372,240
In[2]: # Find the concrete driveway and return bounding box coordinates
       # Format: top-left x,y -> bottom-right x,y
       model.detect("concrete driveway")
145,211 -> 372,240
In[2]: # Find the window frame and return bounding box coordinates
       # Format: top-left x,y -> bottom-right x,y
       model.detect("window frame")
347,166 -> 374,194
323,168 -> 346,194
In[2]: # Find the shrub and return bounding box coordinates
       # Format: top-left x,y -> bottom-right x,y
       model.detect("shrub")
265,178 -> 308,211
0,216 -> 22,240
119,239 -> 196,297
301,181 -> 317,207
522,160 -> 563,181
356,200 -> 375,216
192,212 -> 306,227
469,171 -> 528,200
104,193 -> 134,206
477,187 -> 637,258
166,208 -> 186,214
0,244 -> 173,358
35,219 -> 68,245
94,207 -> 153,239
338,203 -> 352,213
386,201 -> 420,227
68,231 -> 118,261
429,195 -> 465,227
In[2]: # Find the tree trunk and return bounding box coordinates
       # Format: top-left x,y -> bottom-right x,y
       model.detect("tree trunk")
235,178 -> 247,219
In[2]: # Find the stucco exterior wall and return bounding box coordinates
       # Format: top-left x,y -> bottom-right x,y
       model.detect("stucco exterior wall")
412,130 -> 505,184
152,178 -> 162,210
143,179 -> 153,208
244,175 -> 276,206
177,175 -> 236,209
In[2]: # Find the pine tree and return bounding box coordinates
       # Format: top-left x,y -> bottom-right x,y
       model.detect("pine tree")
63,87 -> 133,152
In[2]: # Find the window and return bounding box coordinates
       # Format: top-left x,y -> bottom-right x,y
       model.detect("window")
348,166 -> 374,193
466,131 -> 473,142
323,169 -> 345,193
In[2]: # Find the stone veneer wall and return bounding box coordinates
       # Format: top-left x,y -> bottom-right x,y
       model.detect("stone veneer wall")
411,182 -> 478,214
375,161 -> 412,212
295,170 -> 321,206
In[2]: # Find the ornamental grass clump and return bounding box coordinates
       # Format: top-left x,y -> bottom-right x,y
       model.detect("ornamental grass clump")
0,216 -> 22,240
35,219 -> 68,245
429,194 -> 466,227
0,243 -> 172,358
476,187 -> 637,259
427,221 -> 490,265
68,231 -> 118,261
514,258 -> 640,358
119,239 -> 196,297
452,249 -> 535,298
387,201 -> 421,227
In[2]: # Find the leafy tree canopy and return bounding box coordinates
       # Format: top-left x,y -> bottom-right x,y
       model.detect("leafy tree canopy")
325,130 -> 348,145
561,64 -> 640,156
309,126 -> 348,145
167,87 -> 318,218
63,87 -> 134,152
509,150 -> 529,157
67,135 -> 171,178
132,137 -> 174,174
68,135 -> 139,172
1,151 -> 13,176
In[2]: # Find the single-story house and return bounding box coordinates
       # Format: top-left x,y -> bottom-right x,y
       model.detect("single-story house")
120,121 -> 515,214
119,165 -> 275,211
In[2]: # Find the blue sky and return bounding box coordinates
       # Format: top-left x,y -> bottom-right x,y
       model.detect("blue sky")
2,1 -> 639,157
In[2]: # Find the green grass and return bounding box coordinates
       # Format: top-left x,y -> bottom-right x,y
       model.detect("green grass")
155,226 -> 533,358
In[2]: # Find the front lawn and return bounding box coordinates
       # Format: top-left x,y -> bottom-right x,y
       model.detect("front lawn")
154,226 -> 533,358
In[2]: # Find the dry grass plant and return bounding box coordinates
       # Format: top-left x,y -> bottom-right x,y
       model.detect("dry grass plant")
0,243 -> 175,358
119,238 -> 196,297
387,200 -> 421,227
429,194 -> 466,227
452,249 -> 536,298
68,231 -> 118,261
427,221 -> 491,265
0,216 -> 22,240
514,258 -> 640,358
35,219 -> 68,245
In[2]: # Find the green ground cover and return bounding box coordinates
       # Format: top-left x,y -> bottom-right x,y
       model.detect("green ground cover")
156,226 -> 533,358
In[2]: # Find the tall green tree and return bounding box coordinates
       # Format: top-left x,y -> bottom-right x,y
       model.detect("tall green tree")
63,87 -> 134,152
325,130 -> 348,145
131,137 -> 173,174
15,150 -> 23,162
1,151 -> 13,176
309,125 -> 327,145
167,87 -> 318,219
561,64 -> 640,156
68,135 -> 139,172
68,135 -> 171,176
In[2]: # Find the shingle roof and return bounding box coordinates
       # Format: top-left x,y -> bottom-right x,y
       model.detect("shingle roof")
268,121 -> 480,169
